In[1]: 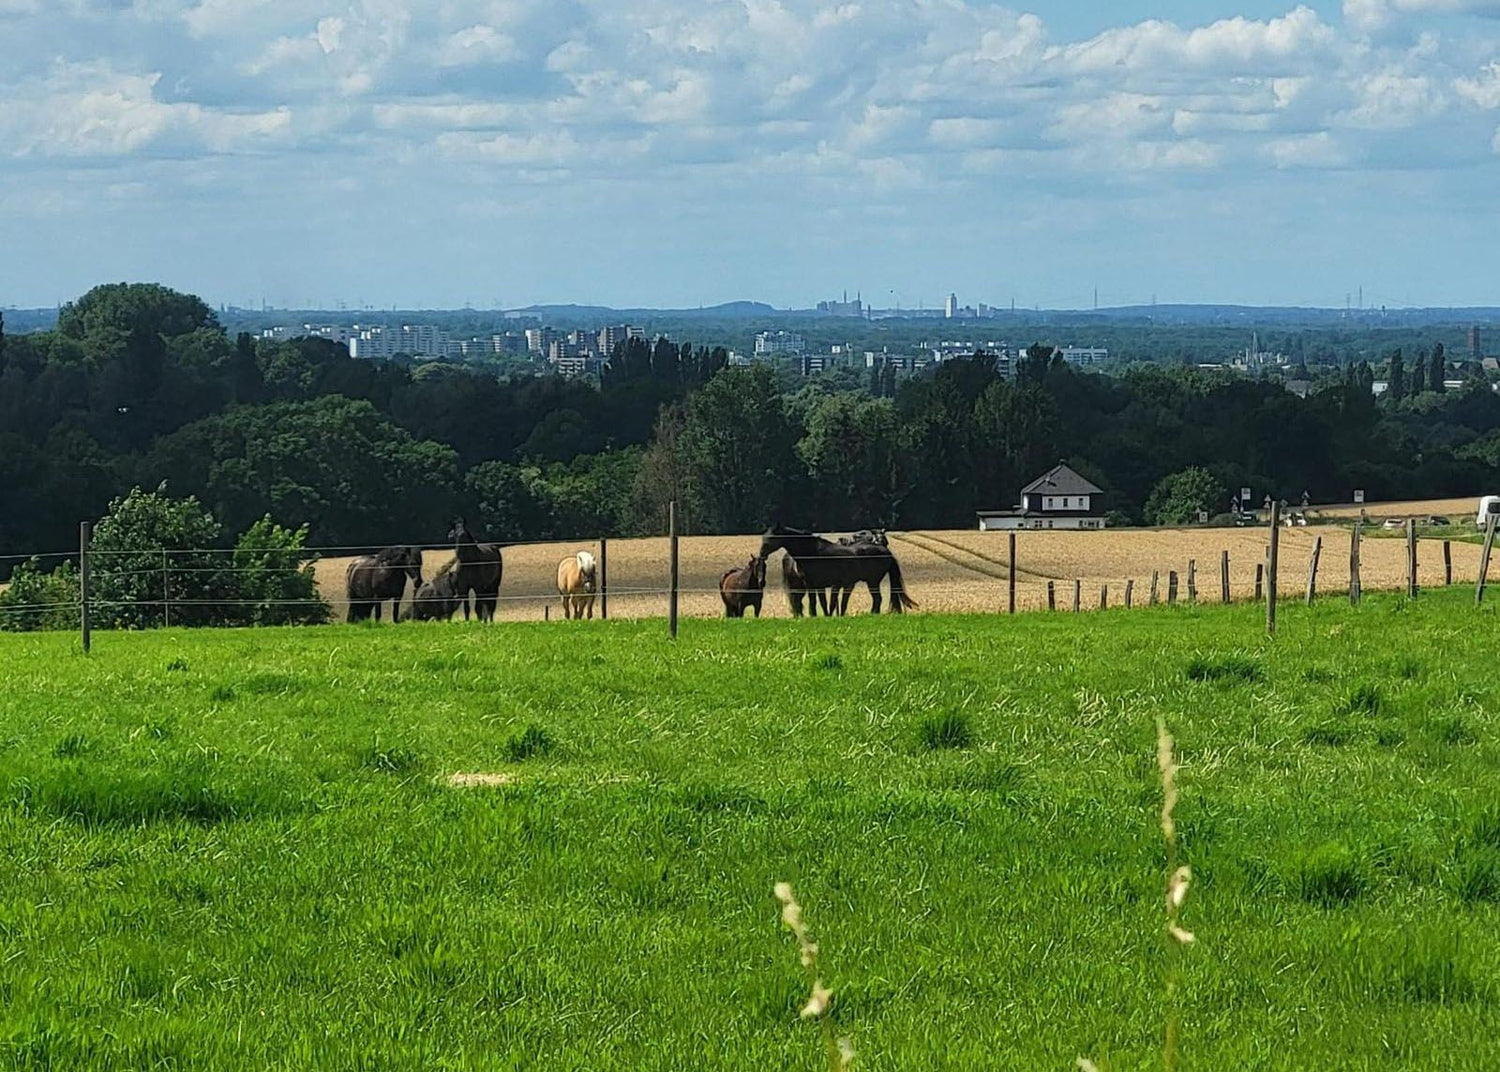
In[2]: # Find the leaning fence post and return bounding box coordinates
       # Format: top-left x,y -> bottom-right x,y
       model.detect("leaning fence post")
1007,533 -> 1017,615
1125,579 -> 1134,609
599,537 -> 609,620
1477,514 -> 1498,605
1444,540 -> 1453,586
668,501 -> 680,638
1350,523 -> 1362,606
79,521 -> 92,654
1406,519 -> 1418,599
1220,551 -> 1231,604
1150,570 -> 1160,606
1305,536 -> 1322,605
1267,501 -> 1281,636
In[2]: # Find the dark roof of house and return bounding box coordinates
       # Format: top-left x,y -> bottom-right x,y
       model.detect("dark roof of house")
1020,464 -> 1103,497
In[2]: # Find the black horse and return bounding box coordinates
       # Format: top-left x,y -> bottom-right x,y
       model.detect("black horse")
448,519 -> 504,622
408,569 -> 464,622
761,525 -> 917,615
782,554 -> 830,618
346,545 -> 423,622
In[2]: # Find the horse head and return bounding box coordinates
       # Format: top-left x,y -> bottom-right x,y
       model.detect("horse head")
750,555 -> 767,587
760,524 -> 814,561
448,517 -> 478,546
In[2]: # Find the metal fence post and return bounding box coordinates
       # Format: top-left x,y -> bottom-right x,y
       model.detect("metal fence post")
1267,501 -> 1281,636
599,537 -> 609,621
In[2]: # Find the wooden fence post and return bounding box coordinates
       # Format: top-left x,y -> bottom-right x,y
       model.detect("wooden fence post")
668,501 -> 680,639
1267,501 -> 1281,636
545,605 -> 551,623
1350,524 -> 1362,606
1305,536 -> 1322,605
1100,585 -> 1108,610
1149,570 -> 1160,606
1406,519 -> 1418,599
1187,560 -> 1197,603
1047,580 -> 1056,611
1168,571 -> 1179,604
1477,514 -> 1498,605
1254,562 -> 1264,602
1072,579 -> 1081,613
1125,579 -> 1134,609
599,537 -> 609,620
1221,551 -> 1230,604
79,521 -> 92,655
1444,540 -> 1453,586
1007,532 -> 1017,615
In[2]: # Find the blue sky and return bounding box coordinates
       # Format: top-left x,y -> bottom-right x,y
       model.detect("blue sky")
1,1 -> 1498,312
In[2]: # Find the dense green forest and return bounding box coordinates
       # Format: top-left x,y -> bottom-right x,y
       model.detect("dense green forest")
3,284 -> 1500,569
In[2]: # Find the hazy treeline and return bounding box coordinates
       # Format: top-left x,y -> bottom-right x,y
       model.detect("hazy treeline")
3,284 -> 1500,568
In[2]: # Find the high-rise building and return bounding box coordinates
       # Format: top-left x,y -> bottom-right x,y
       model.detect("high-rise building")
945,293 -> 959,318
754,331 -> 806,355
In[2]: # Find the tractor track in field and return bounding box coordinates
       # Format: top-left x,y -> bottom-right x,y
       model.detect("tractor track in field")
892,531 -> 1059,584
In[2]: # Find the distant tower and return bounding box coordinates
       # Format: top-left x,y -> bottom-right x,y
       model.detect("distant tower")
945,293 -> 958,319
1471,325 -> 1483,359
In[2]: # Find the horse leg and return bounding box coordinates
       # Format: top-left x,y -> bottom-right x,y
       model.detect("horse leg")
373,602 -> 382,623
869,580 -> 883,615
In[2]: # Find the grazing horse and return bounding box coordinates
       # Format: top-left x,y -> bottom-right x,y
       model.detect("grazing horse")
720,556 -> 767,618
408,569 -> 464,621
781,554 -> 830,618
556,550 -> 599,620
760,525 -> 918,615
448,519 -> 504,622
346,545 -> 423,622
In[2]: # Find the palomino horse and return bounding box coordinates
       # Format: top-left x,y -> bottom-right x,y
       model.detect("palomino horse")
720,556 -> 767,618
556,550 -> 598,620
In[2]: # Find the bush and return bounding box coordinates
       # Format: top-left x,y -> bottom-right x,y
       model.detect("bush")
228,516 -> 329,626
0,558 -> 79,633
1144,468 -> 1228,526
90,485 -> 226,629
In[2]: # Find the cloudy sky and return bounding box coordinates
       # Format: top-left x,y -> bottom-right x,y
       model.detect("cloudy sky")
1,1 -> 1498,311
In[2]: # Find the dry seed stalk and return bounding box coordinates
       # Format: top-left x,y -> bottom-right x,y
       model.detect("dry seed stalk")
774,882 -> 854,1070
1157,718 -> 1194,1072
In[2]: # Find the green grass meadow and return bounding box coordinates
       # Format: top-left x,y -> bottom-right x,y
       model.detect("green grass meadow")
3,593 -> 1500,1068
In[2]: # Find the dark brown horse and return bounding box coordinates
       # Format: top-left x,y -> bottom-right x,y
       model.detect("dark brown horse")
781,554 -> 830,618
408,569 -> 464,621
720,556 -> 767,618
448,519 -> 503,622
346,545 -> 423,622
761,526 -> 917,615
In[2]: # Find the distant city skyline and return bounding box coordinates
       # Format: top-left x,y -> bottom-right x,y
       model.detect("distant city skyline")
3,2 -> 1499,310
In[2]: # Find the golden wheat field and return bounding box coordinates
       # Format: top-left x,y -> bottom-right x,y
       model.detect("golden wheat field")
314,511 -> 1488,622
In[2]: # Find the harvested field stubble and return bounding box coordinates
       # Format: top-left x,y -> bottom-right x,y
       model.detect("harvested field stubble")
314,525 -> 1482,621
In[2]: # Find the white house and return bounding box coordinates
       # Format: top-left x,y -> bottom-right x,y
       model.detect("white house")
978,464 -> 1107,531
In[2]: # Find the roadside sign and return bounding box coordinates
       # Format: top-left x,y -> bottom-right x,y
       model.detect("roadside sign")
1241,487 -> 1252,503
1354,490 -> 1366,504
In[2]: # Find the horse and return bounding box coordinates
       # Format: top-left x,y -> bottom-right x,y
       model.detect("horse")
760,525 -> 918,615
408,569 -> 464,622
720,556 -> 767,618
781,554 -> 830,618
839,529 -> 889,547
346,545 -> 423,622
556,550 -> 598,620
447,519 -> 504,622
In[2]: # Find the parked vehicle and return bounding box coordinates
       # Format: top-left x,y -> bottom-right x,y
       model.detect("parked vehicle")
1478,496 -> 1500,528
1382,518 -> 1407,530
1425,515 -> 1451,526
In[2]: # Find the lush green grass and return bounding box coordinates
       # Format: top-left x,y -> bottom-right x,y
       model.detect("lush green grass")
2,592 -> 1500,1069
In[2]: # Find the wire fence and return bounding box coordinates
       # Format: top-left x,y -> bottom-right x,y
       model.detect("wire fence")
3,514 -> 1498,642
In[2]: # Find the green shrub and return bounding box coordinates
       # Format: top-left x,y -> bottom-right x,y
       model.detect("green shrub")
0,558 -> 79,633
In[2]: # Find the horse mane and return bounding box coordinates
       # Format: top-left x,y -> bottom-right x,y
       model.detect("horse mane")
434,555 -> 459,579
372,544 -> 419,566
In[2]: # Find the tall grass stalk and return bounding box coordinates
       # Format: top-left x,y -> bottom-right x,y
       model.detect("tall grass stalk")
1158,717 -> 1194,1072
775,881 -> 854,1070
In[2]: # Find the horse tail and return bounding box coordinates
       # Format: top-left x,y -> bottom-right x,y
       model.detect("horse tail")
887,557 -> 919,612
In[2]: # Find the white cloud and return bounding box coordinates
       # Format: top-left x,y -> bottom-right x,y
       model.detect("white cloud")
1456,62 -> 1500,107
